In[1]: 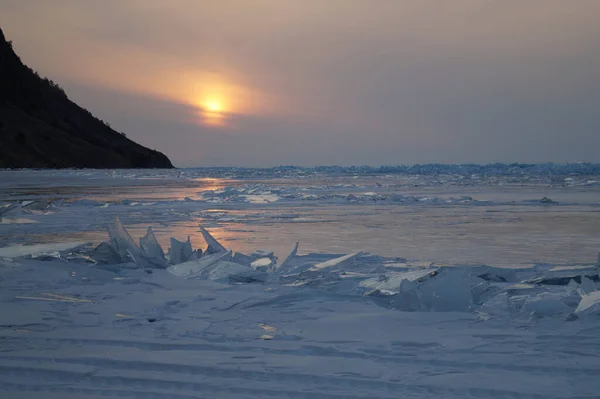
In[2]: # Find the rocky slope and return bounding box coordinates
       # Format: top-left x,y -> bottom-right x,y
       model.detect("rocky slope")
0,27 -> 173,169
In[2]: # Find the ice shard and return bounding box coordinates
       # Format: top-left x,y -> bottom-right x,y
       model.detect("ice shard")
199,225 -> 227,254
274,242 -> 298,273
168,237 -> 194,265
107,216 -> 142,261
140,227 -> 165,260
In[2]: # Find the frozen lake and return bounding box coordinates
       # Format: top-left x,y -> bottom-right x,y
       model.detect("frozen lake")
1,168 -> 600,266
2,167 -> 600,398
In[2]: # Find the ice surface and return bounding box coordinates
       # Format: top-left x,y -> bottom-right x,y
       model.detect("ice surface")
0,216 -> 37,224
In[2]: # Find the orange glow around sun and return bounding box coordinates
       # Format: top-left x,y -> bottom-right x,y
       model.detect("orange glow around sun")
184,75 -> 239,126
182,72 -> 271,127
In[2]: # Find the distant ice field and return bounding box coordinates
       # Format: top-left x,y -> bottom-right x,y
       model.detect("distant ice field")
1,168 -> 599,267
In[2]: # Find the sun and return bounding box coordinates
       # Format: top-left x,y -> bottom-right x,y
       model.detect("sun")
196,97 -> 227,126
205,100 -> 223,113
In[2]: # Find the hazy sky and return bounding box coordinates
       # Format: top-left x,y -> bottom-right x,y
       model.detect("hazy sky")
2,0 -> 600,167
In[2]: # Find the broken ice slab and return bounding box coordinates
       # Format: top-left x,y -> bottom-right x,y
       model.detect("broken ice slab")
229,269 -> 269,284
471,279 -> 503,305
523,273 -> 599,286
480,292 -> 510,314
0,202 -> 21,217
0,202 -> 35,224
70,199 -> 106,207
167,250 -> 232,279
506,283 -> 547,296
94,262 -> 140,273
232,251 -> 253,266
578,276 -> 597,296
168,237 -> 194,264
199,225 -> 227,254
470,265 -> 518,282
91,242 -> 122,264
575,291 -> 600,315
251,249 -> 275,258
416,268 -> 473,312
203,261 -> 252,283
22,200 -> 51,212
521,293 -> 573,317
310,251 -> 362,271
251,257 -> 274,272
359,269 -> 438,296
384,279 -> 422,311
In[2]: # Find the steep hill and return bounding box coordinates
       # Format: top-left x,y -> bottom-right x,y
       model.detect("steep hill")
0,27 -> 174,169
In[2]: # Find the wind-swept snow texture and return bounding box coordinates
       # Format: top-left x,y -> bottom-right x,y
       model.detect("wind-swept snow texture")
2,167 -> 600,398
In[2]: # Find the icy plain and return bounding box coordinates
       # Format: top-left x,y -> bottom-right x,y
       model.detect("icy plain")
1,166 -> 600,398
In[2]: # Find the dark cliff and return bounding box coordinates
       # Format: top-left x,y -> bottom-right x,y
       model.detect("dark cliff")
0,27 -> 174,169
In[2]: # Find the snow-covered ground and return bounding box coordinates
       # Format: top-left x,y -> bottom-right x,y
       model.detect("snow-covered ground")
1,168 -> 600,398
